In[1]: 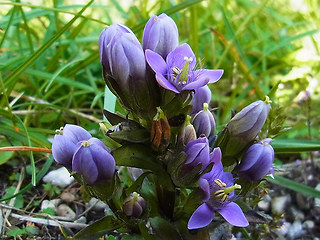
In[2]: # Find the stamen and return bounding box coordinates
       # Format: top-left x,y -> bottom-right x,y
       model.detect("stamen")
81,141 -> 92,147
214,178 -> 226,188
172,67 -> 181,80
55,127 -> 64,135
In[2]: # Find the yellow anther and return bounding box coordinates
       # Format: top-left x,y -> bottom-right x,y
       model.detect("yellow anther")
81,141 -> 91,147
214,179 -> 227,188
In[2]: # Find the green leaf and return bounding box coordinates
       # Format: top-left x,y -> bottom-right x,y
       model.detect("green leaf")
267,175 -> 320,199
149,217 -> 181,240
3,186 -> 24,209
271,139 -> 320,153
7,227 -> 26,237
25,226 -> 39,235
125,171 -> 152,195
73,216 -> 124,240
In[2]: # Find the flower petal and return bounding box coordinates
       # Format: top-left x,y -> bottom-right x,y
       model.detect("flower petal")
199,178 -> 210,201
188,203 -> 215,229
155,73 -> 179,93
194,69 -> 224,84
181,76 -> 209,91
145,49 -> 168,75
167,43 -> 196,70
217,202 -> 249,227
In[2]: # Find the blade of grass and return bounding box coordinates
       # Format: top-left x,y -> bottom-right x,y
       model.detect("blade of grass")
271,139 -> 320,153
3,0 -> 94,97
0,4 -> 18,50
0,2 -> 108,25
17,0 -> 34,54
267,175 -> 320,199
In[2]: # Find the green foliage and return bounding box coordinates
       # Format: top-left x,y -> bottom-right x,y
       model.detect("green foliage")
43,183 -> 61,197
3,186 -> 24,209
7,226 -> 38,237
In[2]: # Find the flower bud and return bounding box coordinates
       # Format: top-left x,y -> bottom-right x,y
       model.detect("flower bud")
184,137 -> 210,171
192,103 -> 216,138
123,192 -> 146,218
190,85 -> 212,115
218,98 -> 271,159
99,24 -> 154,118
227,99 -> 270,142
150,107 -> 171,151
178,115 -> 197,146
52,124 -> 92,169
143,13 -> 179,59
72,137 -> 115,185
237,138 -> 274,181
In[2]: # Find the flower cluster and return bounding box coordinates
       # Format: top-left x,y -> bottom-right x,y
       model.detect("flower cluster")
52,124 -> 115,185
51,13 -> 276,238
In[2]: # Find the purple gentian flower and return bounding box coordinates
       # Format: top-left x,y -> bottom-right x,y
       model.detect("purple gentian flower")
143,13 -> 179,59
184,137 -> 211,171
237,138 -> 274,181
72,137 -> 115,185
192,103 -> 216,138
178,116 -> 197,146
190,85 -> 212,115
188,147 -> 248,229
52,124 -> 92,169
227,99 -> 271,142
145,43 -> 223,93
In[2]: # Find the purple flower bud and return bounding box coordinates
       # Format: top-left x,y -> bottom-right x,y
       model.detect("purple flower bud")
123,192 -> 146,218
143,13 -> 179,59
192,103 -> 216,138
99,24 -> 152,116
178,116 -> 197,146
227,99 -> 270,142
99,24 -> 133,72
52,124 -> 92,169
190,85 -> 212,115
184,137 -> 210,170
238,138 -> 274,181
72,137 -> 115,185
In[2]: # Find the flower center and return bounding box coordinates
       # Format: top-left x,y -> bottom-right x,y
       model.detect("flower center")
81,141 -> 92,147
172,56 -> 193,84
55,127 -> 64,135
211,179 -> 241,202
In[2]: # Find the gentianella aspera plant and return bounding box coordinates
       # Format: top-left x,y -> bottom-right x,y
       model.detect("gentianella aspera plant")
52,13 -> 274,239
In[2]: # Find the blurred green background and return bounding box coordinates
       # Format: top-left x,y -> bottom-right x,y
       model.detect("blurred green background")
0,0 -> 319,163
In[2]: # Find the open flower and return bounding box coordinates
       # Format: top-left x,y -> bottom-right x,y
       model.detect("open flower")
145,43 -> 223,93
188,148 -> 248,229
72,137 -> 115,185
52,124 -> 92,169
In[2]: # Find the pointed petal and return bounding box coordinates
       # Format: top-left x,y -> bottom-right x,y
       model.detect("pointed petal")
199,178 -> 210,201
194,69 -> 224,84
188,203 -> 215,229
155,73 -> 179,93
217,202 -> 249,227
167,43 -> 196,70
181,76 -> 209,91
145,49 -> 167,75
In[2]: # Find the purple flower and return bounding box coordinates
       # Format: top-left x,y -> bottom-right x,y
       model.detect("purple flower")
143,13 -> 179,59
227,99 -> 271,142
190,85 -> 212,115
178,115 -> 197,146
123,192 -> 146,218
237,138 -> 274,181
52,124 -> 92,169
184,137 -> 211,171
188,148 -> 248,229
145,43 -> 223,93
72,137 -> 115,185
192,103 -> 216,138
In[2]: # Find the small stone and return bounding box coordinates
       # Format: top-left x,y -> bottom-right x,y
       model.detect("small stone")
303,220 -> 314,229
43,167 -> 74,188
57,204 -> 76,219
272,195 -> 290,214
74,216 -> 87,224
315,184 -> 320,208
289,207 -> 304,221
258,195 -> 271,212
40,199 -> 61,212
60,192 -> 76,203
287,221 -> 304,239
296,193 -> 310,210
86,198 -> 108,212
